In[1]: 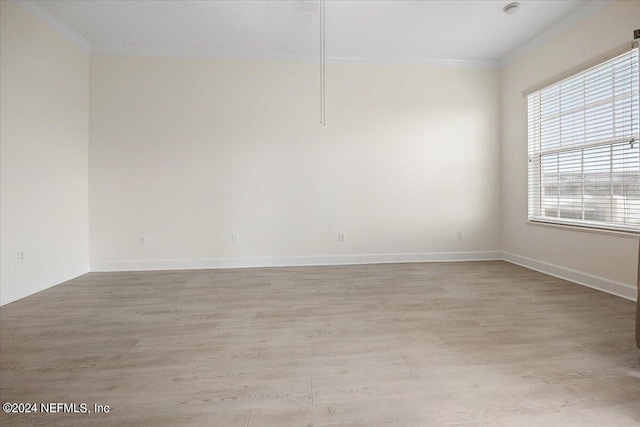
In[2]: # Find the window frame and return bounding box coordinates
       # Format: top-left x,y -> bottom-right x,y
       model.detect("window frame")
526,47 -> 640,235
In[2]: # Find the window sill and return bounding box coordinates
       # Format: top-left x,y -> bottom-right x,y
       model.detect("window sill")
526,220 -> 640,239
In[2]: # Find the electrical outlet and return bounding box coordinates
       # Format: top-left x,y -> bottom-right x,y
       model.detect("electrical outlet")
139,236 -> 147,247
232,233 -> 240,244
634,29 -> 640,39
18,250 -> 24,262
456,231 -> 463,239
338,232 -> 345,242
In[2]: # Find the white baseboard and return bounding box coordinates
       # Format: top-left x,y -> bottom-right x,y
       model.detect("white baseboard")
91,251 -> 503,272
502,251 -> 637,302
0,267 -> 89,306
5,251 -> 635,306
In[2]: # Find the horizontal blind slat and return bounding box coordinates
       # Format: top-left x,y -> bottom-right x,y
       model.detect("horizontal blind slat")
527,47 -> 639,233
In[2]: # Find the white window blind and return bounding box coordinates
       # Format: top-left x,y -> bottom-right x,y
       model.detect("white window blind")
527,48 -> 640,233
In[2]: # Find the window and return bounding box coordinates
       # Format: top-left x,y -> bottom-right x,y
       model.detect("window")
527,48 -> 640,234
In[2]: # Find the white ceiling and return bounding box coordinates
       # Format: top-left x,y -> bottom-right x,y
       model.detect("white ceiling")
28,0 -> 610,67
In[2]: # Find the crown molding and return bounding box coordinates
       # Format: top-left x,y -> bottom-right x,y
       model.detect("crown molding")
499,0 -> 614,67
12,0 -> 90,51
328,55 -> 499,69
11,0 -> 610,69
91,43 -> 499,69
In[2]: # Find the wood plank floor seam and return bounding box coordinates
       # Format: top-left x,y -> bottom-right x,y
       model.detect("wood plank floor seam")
1,261 -> 638,426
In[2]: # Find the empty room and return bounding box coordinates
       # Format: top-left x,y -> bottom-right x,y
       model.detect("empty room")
1,0 -> 640,425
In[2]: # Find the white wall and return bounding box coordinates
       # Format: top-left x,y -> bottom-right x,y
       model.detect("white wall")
0,1 -> 90,304
89,56 -> 501,269
500,0 -> 640,299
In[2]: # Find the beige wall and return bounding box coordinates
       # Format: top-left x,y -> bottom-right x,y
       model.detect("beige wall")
500,0 -> 640,296
89,56 -> 500,268
0,1 -> 90,304
6,0 -> 636,303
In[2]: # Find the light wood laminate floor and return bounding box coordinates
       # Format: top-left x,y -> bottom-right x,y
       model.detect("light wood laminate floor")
1,261 -> 639,426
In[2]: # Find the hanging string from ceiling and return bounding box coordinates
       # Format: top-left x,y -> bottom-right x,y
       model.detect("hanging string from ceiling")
320,0 -> 326,126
